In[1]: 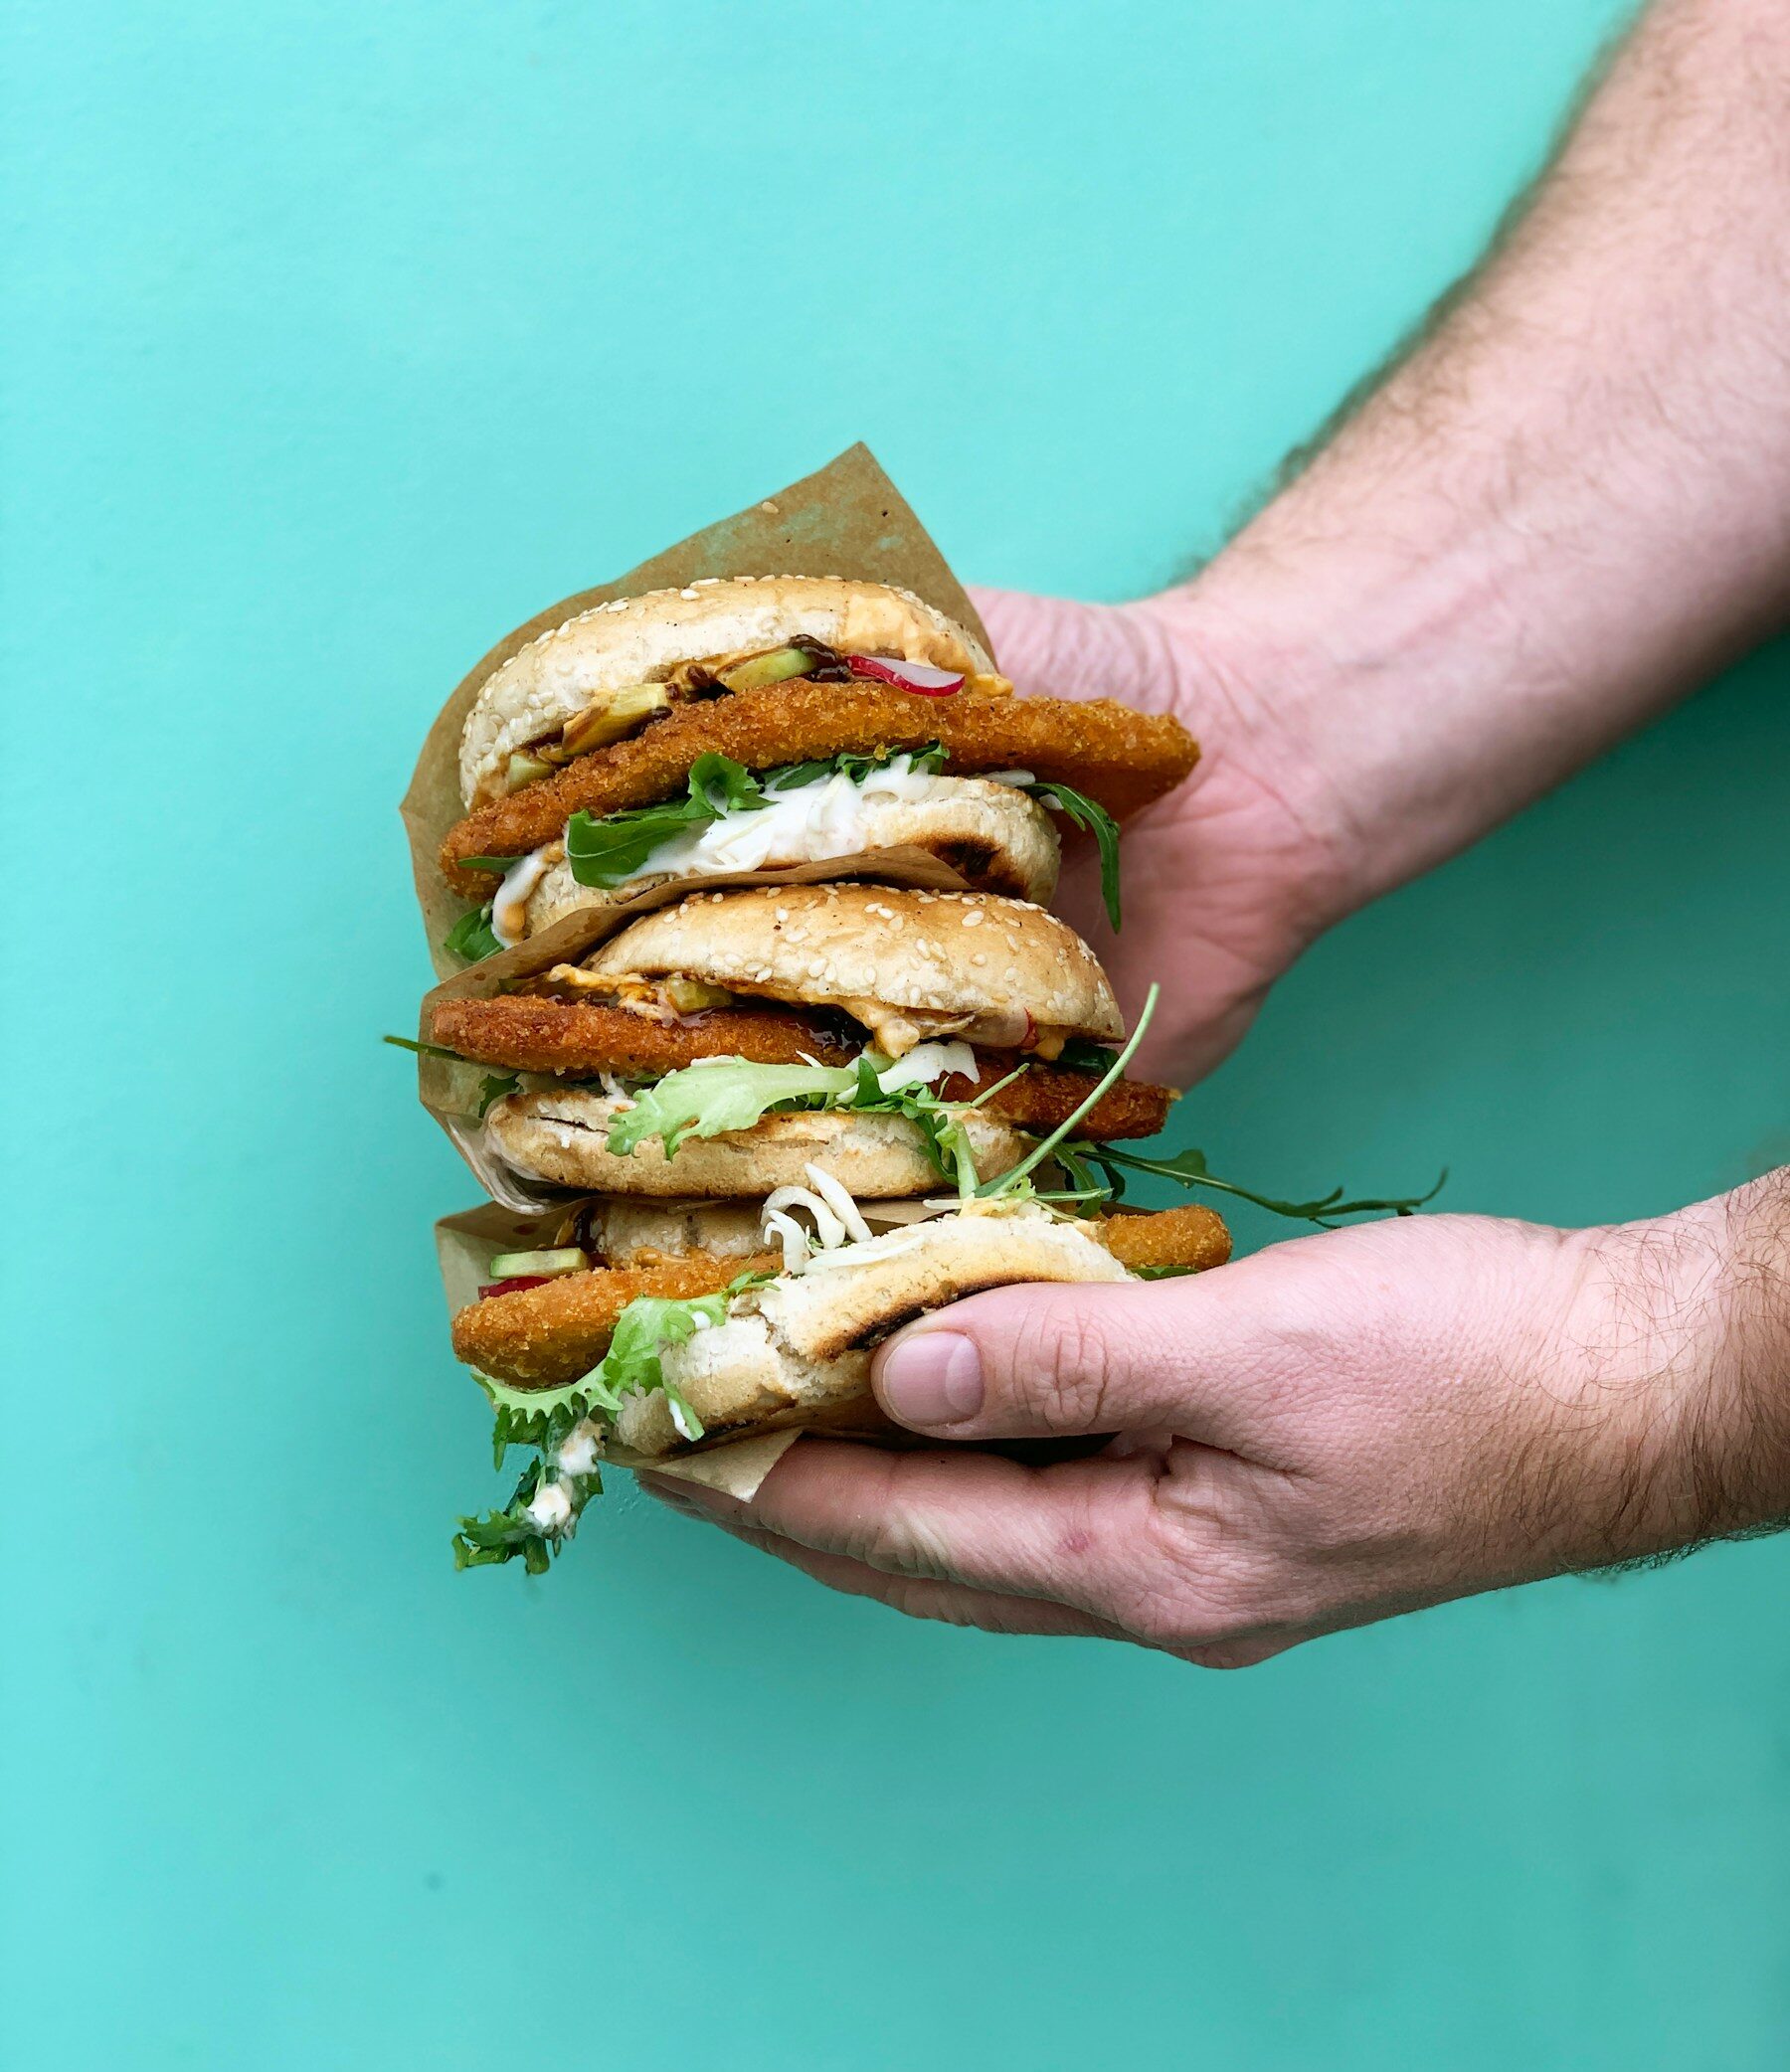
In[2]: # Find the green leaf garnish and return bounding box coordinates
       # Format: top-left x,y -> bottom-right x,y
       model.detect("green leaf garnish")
564,746 -> 951,889
1024,780 -> 1123,930
444,902 -> 503,962
1086,1144 -> 1448,1226
605,1052 -> 982,1195
456,1284 -> 737,1574
1052,1035 -> 1121,1076
382,1035 -> 465,1061
457,854 -> 525,874
979,986 -> 1159,1199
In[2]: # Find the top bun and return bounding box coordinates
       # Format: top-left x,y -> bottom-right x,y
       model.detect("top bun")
585,883 -> 1125,1042
459,576 -> 991,806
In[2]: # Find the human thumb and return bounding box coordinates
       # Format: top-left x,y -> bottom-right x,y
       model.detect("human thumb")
869,1278 -> 1256,1449
969,585 -> 1183,713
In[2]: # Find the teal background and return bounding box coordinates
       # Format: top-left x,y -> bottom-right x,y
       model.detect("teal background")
7,2 -> 1788,2066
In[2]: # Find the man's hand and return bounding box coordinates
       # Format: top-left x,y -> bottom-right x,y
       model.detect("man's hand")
975,1 -> 1790,1091
970,585 -> 1352,1086
640,1179 -> 1790,1663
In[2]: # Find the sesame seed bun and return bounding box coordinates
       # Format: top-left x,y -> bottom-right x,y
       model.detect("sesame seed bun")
483,1089 -> 1029,1198
459,575 -> 991,806
583,884 -> 1124,1044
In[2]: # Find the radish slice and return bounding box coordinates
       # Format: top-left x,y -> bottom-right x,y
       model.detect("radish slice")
845,653 -> 965,695
477,1276 -> 551,1299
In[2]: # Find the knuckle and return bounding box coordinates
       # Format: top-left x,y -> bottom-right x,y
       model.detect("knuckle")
999,1296 -> 1123,1434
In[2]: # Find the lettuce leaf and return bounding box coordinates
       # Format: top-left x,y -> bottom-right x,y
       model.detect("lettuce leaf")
454,1286 -> 735,1573
607,1059 -> 862,1156
605,1052 -> 982,1194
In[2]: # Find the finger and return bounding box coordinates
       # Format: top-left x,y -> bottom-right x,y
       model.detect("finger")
969,585 -> 1185,716
868,1277 -> 1272,1449
642,1478 -> 1130,1640
647,1437 -> 1176,1623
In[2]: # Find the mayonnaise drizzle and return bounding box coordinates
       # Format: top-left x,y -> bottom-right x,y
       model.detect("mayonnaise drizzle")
491,849 -> 555,948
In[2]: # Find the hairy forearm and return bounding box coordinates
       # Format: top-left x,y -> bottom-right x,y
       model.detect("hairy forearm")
1568,1167 -> 1790,1566
1165,0 -> 1790,918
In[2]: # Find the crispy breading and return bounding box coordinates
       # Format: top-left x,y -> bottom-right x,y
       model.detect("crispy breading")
956,1058 -> 1173,1142
430,995 -> 856,1076
451,1256 -> 782,1391
1097,1204 -> 1231,1274
453,1207 -> 1229,1390
440,681 -> 1197,896
428,993 -> 1174,1141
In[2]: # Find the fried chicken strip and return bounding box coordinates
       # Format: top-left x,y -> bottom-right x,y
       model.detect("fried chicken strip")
1097,1204 -> 1231,1274
441,682 -> 1197,896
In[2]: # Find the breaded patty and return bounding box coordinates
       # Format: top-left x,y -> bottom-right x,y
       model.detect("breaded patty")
454,1207 -> 1227,1390
452,1255 -> 782,1391
430,995 -> 857,1077
430,992 -> 1174,1141
1099,1204 -> 1231,1274
441,681 -> 1197,896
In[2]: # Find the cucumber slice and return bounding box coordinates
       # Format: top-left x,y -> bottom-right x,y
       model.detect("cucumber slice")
715,646 -> 816,693
485,1247 -> 592,1279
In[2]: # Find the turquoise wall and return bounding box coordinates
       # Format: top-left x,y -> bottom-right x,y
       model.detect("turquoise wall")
8,3 -> 1788,2065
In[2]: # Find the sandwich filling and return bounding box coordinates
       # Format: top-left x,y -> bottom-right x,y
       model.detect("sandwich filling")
484,640 -> 1012,805
447,747 -> 1089,959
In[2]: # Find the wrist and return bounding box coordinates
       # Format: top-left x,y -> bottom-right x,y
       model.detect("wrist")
1564,1176 -> 1790,1565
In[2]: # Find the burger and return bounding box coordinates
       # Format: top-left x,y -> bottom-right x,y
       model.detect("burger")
448,1189 -> 1230,1572
401,564 -> 1241,1576
428,883 -> 1181,1203
434,576 -> 1196,956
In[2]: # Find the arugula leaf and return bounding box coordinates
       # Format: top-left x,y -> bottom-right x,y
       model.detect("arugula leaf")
1024,780 -> 1123,930
565,754 -> 760,887
766,743 -> 950,790
1053,1035 -> 1122,1076
457,854 -> 524,874
1087,1143 -> 1448,1226
476,1072 -> 519,1117
382,1035 -> 465,1061
443,902 -> 502,962
980,986 -> 1159,1199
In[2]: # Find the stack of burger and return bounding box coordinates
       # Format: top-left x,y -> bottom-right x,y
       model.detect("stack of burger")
416,577 -> 1230,1571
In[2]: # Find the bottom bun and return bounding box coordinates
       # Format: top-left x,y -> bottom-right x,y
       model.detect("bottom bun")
614,1205 -> 1128,1456
485,1090 -> 1027,1198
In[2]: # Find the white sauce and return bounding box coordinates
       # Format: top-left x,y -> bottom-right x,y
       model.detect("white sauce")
492,849 -> 555,947
524,1480 -> 574,1533
555,1420 -> 603,1481
617,757 -> 954,882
